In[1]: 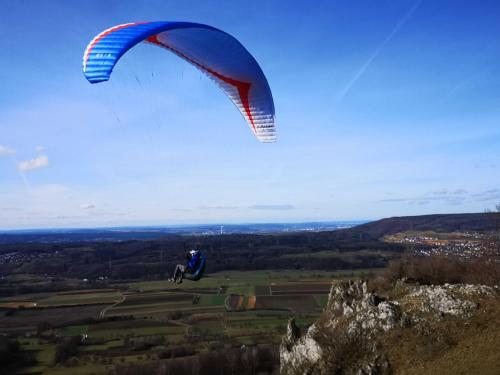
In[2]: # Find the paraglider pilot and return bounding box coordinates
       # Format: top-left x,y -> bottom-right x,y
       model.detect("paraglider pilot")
169,249 -> 206,283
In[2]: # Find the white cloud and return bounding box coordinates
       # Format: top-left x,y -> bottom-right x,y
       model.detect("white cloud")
80,203 -> 95,210
35,145 -> 45,153
0,145 -> 15,156
18,155 -> 49,172
169,208 -> 192,212
249,204 -> 296,210
381,188 -> 500,206
471,189 -> 500,202
198,205 -> 238,210
88,208 -> 127,217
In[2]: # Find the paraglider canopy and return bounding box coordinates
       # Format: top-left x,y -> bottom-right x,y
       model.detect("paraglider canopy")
83,21 -> 276,142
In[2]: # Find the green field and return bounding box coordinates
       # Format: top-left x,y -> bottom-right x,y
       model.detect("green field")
2,269 -> 374,374
38,291 -> 122,306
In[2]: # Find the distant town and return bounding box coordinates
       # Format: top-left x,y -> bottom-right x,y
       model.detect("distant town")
384,231 -> 494,258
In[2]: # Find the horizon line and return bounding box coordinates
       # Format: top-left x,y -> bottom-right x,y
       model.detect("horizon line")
0,219 -> 369,233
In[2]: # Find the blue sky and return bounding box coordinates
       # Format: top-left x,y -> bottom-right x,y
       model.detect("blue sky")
1,0 -> 499,229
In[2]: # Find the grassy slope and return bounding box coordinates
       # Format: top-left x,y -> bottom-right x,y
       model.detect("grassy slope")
381,294 -> 500,375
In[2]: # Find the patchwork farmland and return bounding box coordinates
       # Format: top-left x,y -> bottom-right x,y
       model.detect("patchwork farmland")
0,269 -> 373,374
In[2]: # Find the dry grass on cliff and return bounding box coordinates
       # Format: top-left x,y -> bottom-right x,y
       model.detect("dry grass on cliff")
375,247 -> 500,374
382,253 -> 500,287
380,294 -> 500,375
313,314 -> 386,375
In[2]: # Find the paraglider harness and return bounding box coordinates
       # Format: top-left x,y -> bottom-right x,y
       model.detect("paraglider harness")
184,250 -> 206,281
170,249 -> 206,283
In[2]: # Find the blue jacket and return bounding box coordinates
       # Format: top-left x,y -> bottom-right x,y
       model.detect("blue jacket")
187,252 -> 201,270
185,252 -> 206,281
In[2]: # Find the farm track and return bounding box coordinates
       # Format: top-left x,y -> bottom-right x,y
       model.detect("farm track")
167,319 -> 190,328
56,288 -> 118,295
100,292 -> 125,319
107,304 -> 224,317
271,290 -> 330,295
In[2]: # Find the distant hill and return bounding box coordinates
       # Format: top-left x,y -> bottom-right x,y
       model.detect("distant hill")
0,221 -> 362,244
1,213 -> 497,282
0,213 -> 497,245
340,213 -> 500,239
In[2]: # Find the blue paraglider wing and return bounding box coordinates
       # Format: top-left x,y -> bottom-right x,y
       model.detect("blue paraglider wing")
83,22 -> 276,142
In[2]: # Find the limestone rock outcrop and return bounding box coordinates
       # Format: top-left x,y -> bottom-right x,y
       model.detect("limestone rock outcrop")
280,280 -> 496,375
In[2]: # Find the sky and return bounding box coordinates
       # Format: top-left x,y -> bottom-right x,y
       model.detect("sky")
1,0 -> 500,229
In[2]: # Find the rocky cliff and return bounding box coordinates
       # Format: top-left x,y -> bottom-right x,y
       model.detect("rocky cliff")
280,280 -> 499,374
